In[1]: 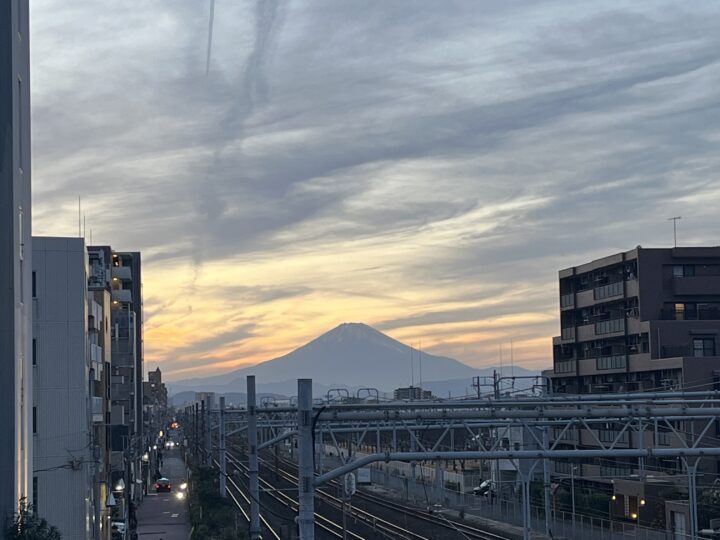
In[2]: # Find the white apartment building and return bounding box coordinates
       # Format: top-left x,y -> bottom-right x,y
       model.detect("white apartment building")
32,237 -> 97,540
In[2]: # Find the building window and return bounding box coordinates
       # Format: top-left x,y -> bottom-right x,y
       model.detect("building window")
673,265 -> 695,277
32,271 -> 36,297
32,406 -> 37,434
32,338 -> 36,366
32,477 -> 37,510
693,338 -> 716,357
675,303 -> 685,320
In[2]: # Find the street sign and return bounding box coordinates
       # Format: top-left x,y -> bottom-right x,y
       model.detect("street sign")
344,472 -> 356,496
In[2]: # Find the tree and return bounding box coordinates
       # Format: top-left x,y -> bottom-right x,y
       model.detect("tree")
4,499 -> 61,540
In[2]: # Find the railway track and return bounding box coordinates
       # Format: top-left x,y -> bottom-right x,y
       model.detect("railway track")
262,451 -> 510,540
226,450 -> 422,539
212,458 -> 282,540
221,444 -> 508,540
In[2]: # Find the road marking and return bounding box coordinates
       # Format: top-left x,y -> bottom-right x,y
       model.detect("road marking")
171,513 -> 179,518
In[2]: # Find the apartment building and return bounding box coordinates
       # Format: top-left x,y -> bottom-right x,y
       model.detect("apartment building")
109,250 -> 145,507
548,246 -> 720,393
0,0 -> 33,520
32,237 -> 96,540
87,246 -> 114,540
545,246 -> 720,528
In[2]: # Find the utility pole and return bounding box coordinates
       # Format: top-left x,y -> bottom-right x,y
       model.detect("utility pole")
668,216 -> 681,247
247,376 -> 261,539
219,396 -> 226,498
298,379 -> 315,540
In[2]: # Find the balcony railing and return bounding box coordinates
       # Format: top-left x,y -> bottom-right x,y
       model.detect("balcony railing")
593,281 -> 623,300
554,360 -> 574,374
560,294 -> 574,308
595,318 -> 624,335
561,327 -> 574,340
596,355 -> 626,370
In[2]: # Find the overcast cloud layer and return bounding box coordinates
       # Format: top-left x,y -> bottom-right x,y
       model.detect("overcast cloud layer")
31,1 -> 720,379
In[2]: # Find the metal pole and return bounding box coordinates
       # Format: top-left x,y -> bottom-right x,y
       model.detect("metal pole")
571,466 -> 576,536
194,403 -> 199,463
542,426 -> 552,537
248,376 -> 261,540
521,471 -> 531,540
687,459 -> 698,539
298,379 -> 315,540
219,396 -> 226,498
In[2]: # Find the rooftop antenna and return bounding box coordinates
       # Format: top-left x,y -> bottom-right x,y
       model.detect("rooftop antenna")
510,339 -> 514,377
499,343 -> 503,377
668,216 -> 681,248
410,345 -> 414,389
83,214 -> 86,240
205,0 -> 215,75
419,341 -> 423,391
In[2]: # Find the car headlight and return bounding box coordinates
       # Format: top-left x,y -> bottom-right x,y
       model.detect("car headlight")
176,491 -> 185,500
180,482 -> 188,490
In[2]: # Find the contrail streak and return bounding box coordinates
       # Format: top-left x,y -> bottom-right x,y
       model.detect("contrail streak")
206,0 -> 215,75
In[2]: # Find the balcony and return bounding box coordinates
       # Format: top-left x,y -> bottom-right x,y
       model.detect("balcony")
112,266 -> 132,281
595,318 -> 624,335
112,289 -> 132,304
560,327 -> 575,341
560,294 -> 574,310
554,360 -> 575,374
594,281 -> 623,301
596,355 -> 626,370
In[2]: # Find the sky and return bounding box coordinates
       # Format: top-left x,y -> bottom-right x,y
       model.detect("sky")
30,0 -> 720,380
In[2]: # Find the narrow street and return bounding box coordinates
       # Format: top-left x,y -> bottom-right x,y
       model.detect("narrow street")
136,451 -> 189,540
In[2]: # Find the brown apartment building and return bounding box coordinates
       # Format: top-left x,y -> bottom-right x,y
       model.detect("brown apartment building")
544,246 -> 720,530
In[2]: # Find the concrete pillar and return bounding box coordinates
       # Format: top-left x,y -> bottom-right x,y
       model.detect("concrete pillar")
298,379 -> 315,540
219,397 -> 226,498
248,377 -> 261,539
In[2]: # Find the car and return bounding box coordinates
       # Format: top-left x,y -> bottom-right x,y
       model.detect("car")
155,477 -> 171,492
473,479 -> 494,497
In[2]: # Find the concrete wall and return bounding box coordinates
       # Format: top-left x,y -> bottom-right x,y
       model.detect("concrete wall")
33,237 -> 94,540
0,0 -> 32,520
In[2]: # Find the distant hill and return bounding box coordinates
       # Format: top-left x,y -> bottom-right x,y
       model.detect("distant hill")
169,322 -> 538,396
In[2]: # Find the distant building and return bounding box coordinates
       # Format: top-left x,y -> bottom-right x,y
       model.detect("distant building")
393,386 -> 433,401
32,238 -> 97,540
144,367 -> 168,409
195,392 -> 216,410
544,246 -> 720,527
0,0 -> 33,520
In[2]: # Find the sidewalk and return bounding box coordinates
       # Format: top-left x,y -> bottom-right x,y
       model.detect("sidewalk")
136,452 -> 189,540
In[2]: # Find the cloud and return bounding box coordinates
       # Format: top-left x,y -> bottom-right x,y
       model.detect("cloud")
30,0 -> 720,377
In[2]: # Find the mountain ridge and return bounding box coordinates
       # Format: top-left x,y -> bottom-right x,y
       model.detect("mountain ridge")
170,322 -> 538,394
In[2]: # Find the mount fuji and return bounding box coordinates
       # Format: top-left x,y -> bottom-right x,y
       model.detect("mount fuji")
169,322 -> 537,397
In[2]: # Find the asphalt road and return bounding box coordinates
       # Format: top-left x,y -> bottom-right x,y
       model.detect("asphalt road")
136,452 -> 189,540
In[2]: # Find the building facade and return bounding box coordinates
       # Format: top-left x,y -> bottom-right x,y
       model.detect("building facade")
545,246 -> 720,527
32,238 -> 95,540
0,0 -> 33,520
549,246 -> 720,394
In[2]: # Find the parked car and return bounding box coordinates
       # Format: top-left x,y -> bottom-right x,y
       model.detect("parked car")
155,477 -> 171,492
473,479 -> 494,497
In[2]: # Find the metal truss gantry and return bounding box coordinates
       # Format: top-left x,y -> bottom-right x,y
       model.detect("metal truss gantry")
187,377 -> 720,540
